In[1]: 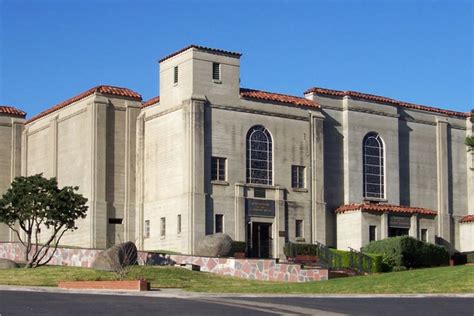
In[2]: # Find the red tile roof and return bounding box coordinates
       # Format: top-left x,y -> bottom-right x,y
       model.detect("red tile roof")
460,215 -> 474,223
0,106 -> 26,118
335,203 -> 437,216
159,45 -> 242,63
305,87 -> 469,118
142,96 -> 160,108
240,88 -> 320,108
27,85 -> 142,124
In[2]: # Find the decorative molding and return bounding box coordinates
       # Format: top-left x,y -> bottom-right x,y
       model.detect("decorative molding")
210,104 -> 310,121
144,105 -> 183,122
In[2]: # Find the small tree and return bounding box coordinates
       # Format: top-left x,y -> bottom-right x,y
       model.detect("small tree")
0,174 -> 88,268
466,136 -> 474,152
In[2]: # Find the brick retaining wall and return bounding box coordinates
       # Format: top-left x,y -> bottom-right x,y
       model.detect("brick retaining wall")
0,242 -> 328,282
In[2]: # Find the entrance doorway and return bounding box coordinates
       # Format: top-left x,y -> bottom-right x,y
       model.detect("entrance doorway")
247,222 -> 272,258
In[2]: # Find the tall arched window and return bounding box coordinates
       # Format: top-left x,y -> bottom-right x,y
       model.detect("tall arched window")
363,132 -> 385,199
247,125 -> 273,185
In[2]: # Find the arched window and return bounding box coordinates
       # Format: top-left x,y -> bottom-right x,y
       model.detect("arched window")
247,125 -> 273,185
363,132 -> 385,199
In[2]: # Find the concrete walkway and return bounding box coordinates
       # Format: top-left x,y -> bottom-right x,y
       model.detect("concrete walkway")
0,284 -> 473,298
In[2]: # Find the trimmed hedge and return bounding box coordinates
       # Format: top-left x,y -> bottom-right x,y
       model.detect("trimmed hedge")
283,242 -> 384,272
362,236 -> 449,269
467,252 -> 474,263
329,249 -> 385,273
283,242 -> 319,257
231,241 -> 247,254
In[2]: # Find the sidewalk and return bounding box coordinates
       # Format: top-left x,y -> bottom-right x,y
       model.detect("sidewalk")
1,284 -> 473,299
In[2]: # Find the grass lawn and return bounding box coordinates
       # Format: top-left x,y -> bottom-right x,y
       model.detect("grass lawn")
0,265 -> 472,294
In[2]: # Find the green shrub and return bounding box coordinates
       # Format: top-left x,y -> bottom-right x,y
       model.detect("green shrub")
392,266 -> 407,272
362,236 -> 449,269
329,249 -> 385,273
465,252 -> 474,263
231,241 -> 247,254
283,242 -> 319,258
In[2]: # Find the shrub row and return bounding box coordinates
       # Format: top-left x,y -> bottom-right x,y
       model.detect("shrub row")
362,236 -> 449,269
283,242 -> 384,272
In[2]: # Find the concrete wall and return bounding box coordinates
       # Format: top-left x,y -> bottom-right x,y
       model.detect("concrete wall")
23,94 -> 140,249
140,105 -> 187,252
459,222 -> 474,252
336,211 -> 362,250
0,114 -> 24,241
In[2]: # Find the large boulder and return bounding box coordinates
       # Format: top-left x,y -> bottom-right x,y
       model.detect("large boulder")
0,258 -> 18,269
92,241 -> 137,271
195,233 -> 233,257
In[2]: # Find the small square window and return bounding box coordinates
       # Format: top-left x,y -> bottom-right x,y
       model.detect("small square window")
369,225 -> 376,242
177,214 -> 182,235
211,157 -> 226,181
108,218 -> 123,224
291,165 -> 306,189
254,187 -> 266,198
212,62 -> 220,81
421,228 -> 428,242
295,220 -> 303,238
160,217 -> 166,238
215,214 -> 223,233
144,220 -> 150,238
174,66 -> 179,84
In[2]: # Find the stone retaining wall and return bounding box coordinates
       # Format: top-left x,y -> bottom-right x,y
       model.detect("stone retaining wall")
0,242 -> 328,282
169,255 -> 328,282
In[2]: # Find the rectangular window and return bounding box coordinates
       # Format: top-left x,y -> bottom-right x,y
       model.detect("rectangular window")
160,217 -> 166,238
369,225 -> 376,242
291,165 -> 306,189
295,220 -> 303,238
144,220 -> 150,238
211,157 -> 226,181
215,214 -> 223,233
108,218 -> 123,224
177,214 -> 182,235
254,187 -> 266,198
212,62 -> 220,80
421,228 -> 428,242
173,66 -> 178,84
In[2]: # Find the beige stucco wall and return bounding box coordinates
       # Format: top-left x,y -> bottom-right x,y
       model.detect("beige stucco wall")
22,94 -> 141,249
0,114 -> 24,241
336,211 -> 362,250
459,222 -> 474,252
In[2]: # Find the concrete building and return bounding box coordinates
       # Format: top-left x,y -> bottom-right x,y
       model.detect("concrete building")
0,45 -> 473,257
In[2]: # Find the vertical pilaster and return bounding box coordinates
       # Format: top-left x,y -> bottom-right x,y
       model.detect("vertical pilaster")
50,116 -> 58,178
436,118 -> 451,246
10,121 -> 23,181
21,128 -> 28,177
311,113 -> 326,244
234,184 -> 246,241
274,187 -> 285,259
89,99 -> 108,249
10,120 -> 23,242
467,115 -> 474,217
184,97 -> 206,255
123,104 -> 139,243
135,113 -> 146,250
409,214 -> 418,238
380,213 -> 389,239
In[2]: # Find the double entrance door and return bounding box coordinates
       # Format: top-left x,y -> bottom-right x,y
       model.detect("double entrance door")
247,222 -> 272,258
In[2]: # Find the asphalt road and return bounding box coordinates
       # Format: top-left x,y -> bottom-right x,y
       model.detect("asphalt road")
0,290 -> 473,315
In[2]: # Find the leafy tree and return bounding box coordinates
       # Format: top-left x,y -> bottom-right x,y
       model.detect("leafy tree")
466,136 -> 474,152
0,174 -> 88,268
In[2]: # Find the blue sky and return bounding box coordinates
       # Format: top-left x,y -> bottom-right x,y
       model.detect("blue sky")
0,0 -> 472,118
